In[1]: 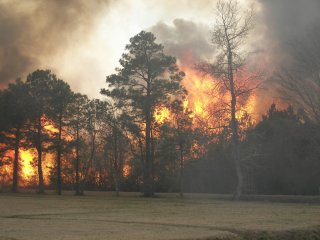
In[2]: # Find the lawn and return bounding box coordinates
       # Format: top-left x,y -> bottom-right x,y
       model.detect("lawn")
0,191 -> 320,240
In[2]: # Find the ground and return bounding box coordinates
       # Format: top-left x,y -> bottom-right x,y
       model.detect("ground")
0,191 -> 320,240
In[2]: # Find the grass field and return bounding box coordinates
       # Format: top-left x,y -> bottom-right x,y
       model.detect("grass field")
1,191 -> 320,240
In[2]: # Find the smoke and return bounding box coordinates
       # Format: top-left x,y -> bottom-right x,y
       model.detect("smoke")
1,0 -> 319,103
256,0 -> 320,69
150,19 -> 213,67
0,0 -> 112,89
250,0 -> 320,114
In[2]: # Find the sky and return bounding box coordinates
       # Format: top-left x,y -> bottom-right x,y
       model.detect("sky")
0,0 -> 319,99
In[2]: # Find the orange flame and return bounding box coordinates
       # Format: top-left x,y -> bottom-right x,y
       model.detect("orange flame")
182,69 -> 215,119
20,149 -> 35,181
154,107 -> 171,124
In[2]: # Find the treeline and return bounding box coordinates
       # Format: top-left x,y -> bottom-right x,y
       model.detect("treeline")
0,31 -> 319,197
0,31 -> 191,197
183,105 -> 320,195
1,0 -> 320,197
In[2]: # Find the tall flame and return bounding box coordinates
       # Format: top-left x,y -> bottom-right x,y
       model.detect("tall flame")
182,69 -> 215,118
20,149 -> 35,181
153,66 -> 258,133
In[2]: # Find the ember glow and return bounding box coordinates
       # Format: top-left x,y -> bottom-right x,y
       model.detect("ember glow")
10,117 -> 69,187
154,106 -> 171,124
151,65 -> 259,133
177,67 -> 258,127
20,149 -> 35,181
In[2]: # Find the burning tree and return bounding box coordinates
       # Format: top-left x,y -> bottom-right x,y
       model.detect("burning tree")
0,79 -> 31,192
26,70 -> 56,193
102,31 -> 185,197
199,0 -> 255,200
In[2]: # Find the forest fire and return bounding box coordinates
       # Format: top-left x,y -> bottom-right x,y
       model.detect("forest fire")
154,106 -> 171,124
182,68 -> 258,122
20,150 -> 35,181
153,67 -> 258,129
0,115 -> 69,188
0,65 -> 259,190
182,68 -> 216,119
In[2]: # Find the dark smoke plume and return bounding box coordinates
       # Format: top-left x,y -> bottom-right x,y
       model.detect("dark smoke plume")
252,0 -> 320,114
150,19 -> 214,67
0,0 -> 112,88
257,0 -> 320,69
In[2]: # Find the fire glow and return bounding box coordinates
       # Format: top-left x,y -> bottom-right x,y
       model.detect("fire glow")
153,67 -> 258,128
2,68 -> 258,187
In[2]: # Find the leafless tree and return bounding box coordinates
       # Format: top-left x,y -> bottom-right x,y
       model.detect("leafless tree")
200,0 -> 255,200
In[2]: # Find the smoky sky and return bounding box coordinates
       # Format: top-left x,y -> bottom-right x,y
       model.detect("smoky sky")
150,19 -> 213,67
257,0 -> 320,68
0,0 -> 112,88
249,0 -> 320,114
1,0 -> 319,100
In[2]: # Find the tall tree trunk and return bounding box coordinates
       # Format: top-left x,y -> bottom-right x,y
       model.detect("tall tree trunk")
75,120 -> 81,195
139,138 -> 145,184
227,48 -> 243,200
113,127 -> 120,197
56,113 -> 62,195
12,127 -> 20,193
144,82 -> 153,197
179,142 -> 184,198
37,115 -> 44,194
144,115 -> 152,197
151,127 -> 155,194
82,128 -> 96,188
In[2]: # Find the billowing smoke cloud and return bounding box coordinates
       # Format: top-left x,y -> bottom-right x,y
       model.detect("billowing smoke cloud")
150,19 -> 214,67
251,0 -> 320,114
257,0 -> 320,69
0,0 -> 112,88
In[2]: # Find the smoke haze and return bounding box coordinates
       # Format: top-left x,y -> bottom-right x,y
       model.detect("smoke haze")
150,19 -> 213,67
0,0 -> 112,91
0,0 -> 319,102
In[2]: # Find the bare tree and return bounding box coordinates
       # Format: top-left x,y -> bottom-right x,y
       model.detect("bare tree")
201,0 -> 254,200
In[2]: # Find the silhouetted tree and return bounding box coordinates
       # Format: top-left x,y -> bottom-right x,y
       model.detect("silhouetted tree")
26,70 -> 56,193
50,78 -> 72,195
101,104 -> 130,196
0,79 -> 31,192
101,31 -> 185,197
246,104 -> 320,194
68,93 -> 89,195
82,99 -> 106,188
200,0 -> 254,200
170,101 -> 193,197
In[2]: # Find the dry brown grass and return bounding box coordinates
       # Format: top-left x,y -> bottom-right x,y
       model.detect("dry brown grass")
0,191 -> 320,240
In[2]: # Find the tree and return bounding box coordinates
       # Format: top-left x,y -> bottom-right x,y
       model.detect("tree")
68,93 -> 89,195
26,69 -> 56,193
50,78 -> 72,195
203,0 -> 254,200
170,101 -> 193,197
0,80 -> 31,192
81,99 -> 105,188
245,104 -> 320,195
102,31 -> 185,197
101,103 -> 129,196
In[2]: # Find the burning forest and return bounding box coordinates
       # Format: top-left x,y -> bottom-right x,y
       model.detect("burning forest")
1,0 -> 320,199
